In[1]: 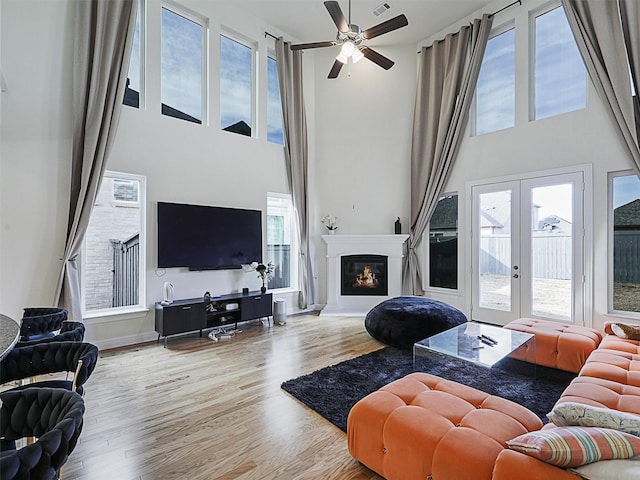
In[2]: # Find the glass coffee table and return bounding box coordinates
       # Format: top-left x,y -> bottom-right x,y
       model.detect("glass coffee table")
414,322 -> 535,385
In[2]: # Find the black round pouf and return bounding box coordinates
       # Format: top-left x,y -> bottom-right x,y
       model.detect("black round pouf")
365,296 -> 467,349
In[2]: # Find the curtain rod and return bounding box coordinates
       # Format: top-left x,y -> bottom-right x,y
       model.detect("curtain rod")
417,0 -> 521,54
492,0 -> 521,16
265,31 -> 279,41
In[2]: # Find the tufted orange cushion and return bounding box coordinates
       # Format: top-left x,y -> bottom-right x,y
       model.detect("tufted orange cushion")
347,372 -> 542,480
505,318 -> 603,373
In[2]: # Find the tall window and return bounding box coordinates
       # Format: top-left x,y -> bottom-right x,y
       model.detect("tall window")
267,193 -> 296,289
267,56 -> 284,145
533,5 -> 586,120
83,172 -> 146,313
475,27 -> 515,135
610,171 -> 640,314
220,34 -> 254,137
123,0 -> 142,108
428,194 -> 458,289
161,5 -> 206,124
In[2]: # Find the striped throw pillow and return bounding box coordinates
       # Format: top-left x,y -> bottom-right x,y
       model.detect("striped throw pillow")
506,427 -> 640,467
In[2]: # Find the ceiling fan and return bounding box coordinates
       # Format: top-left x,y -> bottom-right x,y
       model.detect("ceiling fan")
291,1 -> 408,79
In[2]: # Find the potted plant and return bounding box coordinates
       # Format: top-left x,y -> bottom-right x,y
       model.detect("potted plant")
322,214 -> 338,234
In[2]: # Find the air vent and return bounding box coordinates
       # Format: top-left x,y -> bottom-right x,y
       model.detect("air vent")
372,2 -> 391,16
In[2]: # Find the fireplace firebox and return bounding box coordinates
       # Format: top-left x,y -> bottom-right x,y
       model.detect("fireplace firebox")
341,254 -> 388,296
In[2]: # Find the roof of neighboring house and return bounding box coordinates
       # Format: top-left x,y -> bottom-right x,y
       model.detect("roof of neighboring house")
430,195 -> 458,230
615,198 -> 640,227
223,120 -> 251,137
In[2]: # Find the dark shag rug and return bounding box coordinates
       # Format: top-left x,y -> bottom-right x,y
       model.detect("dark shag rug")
281,347 -> 576,432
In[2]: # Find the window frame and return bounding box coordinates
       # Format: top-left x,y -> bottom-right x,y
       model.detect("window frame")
266,192 -> 299,293
529,1 -> 587,122
160,1 -> 209,125
82,171 -> 147,319
219,29 -> 257,138
471,21 -> 516,137
608,169 -> 640,319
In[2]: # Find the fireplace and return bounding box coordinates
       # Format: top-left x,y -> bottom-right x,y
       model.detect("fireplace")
341,255 -> 388,296
321,234 -> 408,316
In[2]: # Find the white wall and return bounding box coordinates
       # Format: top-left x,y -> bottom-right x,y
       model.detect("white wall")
1,0 -> 74,320
311,44 -> 415,303
418,0 -> 637,331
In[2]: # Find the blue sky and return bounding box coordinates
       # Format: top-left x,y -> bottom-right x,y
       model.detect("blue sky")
161,8 -> 202,121
614,175 -> 640,209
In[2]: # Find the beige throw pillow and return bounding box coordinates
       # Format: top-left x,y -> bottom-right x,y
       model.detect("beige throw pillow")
611,323 -> 640,341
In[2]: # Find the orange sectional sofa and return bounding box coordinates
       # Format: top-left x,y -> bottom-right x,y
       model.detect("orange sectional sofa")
347,321 -> 640,480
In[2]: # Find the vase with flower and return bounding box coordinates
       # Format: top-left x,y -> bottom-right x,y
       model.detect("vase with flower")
243,261 -> 274,293
321,214 -> 338,234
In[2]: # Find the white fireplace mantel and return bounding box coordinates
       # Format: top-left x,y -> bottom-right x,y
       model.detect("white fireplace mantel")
321,234 -> 409,316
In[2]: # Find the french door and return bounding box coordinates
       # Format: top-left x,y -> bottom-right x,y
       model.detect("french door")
471,172 -> 584,326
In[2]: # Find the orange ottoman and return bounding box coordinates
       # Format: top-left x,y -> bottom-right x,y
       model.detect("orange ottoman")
505,318 -> 603,374
347,372 -> 542,480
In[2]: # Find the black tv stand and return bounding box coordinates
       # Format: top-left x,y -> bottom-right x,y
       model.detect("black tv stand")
155,291 -> 272,346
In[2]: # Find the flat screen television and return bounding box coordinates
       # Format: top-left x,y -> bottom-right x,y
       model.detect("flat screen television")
157,202 -> 262,270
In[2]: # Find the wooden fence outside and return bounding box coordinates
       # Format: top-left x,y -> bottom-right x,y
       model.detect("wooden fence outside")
112,234 -> 140,307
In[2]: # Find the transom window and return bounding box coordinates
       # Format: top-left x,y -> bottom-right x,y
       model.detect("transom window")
267,56 -> 284,145
220,34 -> 254,137
123,0 -> 142,108
161,5 -> 207,124
532,4 -> 586,120
474,26 -> 515,136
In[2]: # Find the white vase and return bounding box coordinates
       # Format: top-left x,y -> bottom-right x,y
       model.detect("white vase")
329,229 -> 336,235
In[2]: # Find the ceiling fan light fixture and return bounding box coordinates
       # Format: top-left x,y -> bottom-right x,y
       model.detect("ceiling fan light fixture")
340,40 -> 356,57
351,48 -> 364,63
336,51 -> 349,64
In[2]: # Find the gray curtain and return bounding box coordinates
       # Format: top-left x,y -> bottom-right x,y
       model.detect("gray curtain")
275,38 -> 314,309
402,15 -> 493,294
561,0 -> 640,173
55,0 -> 137,320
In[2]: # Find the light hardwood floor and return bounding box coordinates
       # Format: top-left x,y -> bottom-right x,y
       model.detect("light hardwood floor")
62,314 -> 386,480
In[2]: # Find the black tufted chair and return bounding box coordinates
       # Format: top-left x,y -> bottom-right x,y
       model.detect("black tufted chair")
0,387 -> 85,480
0,342 -> 99,396
19,308 -> 68,342
17,321 -> 85,347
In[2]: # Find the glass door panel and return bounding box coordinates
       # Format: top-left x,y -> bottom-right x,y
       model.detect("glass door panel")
479,190 -> 512,311
529,183 -> 573,321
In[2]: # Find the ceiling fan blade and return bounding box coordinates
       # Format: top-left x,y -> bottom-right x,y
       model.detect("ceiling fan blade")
291,41 -> 336,51
324,1 -> 349,33
361,47 -> 395,70
362,14 -> 409,40
328,60 -> 343,79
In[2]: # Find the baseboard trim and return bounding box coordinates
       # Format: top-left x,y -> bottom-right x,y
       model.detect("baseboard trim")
87,331 -> 159,351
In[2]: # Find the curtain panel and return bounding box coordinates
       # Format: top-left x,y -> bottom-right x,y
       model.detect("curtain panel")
561,0 -> 640,174
55,0 -> 137,320
402,15 -> 493,295
275,39 -> 314,309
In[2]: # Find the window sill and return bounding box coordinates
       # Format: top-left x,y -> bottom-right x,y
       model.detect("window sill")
84,306 -> 149,324
604,311 -> 640,324
422,287 -> 461,298
267,287 -> 299,296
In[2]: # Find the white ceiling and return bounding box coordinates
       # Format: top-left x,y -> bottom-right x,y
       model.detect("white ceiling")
232,0 -> 496,46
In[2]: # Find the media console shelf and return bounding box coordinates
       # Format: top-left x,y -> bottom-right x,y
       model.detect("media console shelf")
155,291 -> 272,346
